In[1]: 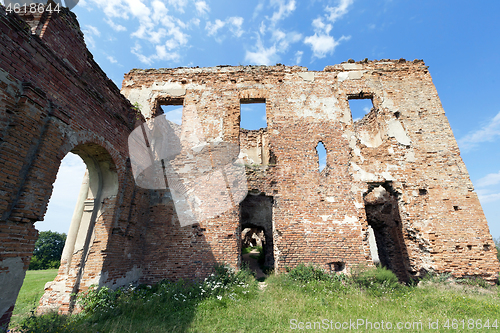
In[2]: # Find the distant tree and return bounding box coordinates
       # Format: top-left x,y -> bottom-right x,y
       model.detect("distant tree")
29,231 -> 66,270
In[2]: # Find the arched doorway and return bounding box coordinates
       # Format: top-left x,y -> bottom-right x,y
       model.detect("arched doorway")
37,142 -> 118,313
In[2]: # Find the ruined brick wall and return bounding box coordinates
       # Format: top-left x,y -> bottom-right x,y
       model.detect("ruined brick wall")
122,62 -> 499,284
1,3 -> 499,330
0,7 -> 146,328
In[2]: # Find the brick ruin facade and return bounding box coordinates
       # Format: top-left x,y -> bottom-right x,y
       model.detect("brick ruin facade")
0,5 -> 499,330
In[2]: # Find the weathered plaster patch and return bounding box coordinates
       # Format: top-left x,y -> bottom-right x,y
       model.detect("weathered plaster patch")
357,129 -> 383,148
0,257 -> 25,319
351,162 -> 378,182
320,214 -> 332,222
297,72 -> 315,82
405,149 -> 416,162
337,71 -> 366,82
386,119 -> 411,146
341,63 -> 363,70
107,266 -> 143,288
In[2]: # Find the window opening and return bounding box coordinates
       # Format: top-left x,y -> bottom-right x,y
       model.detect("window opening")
160,104 -> 183,125
316,142 -> 327,172
240,99 -> 267,130
348,98 -> 373,122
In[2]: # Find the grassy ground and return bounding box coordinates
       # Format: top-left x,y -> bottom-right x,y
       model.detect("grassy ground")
9,269 -> 58,329
10,266 -> 500,333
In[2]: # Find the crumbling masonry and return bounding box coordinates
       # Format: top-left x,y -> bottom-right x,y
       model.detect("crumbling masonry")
0,5 -> 499,329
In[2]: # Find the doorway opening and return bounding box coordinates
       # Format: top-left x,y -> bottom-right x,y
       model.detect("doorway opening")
239,193 -> 274,277
363,183 -> 410,282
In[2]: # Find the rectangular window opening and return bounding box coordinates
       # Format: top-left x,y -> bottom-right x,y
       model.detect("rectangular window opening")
240,99 -> 267,130
348,96 -> 374,122
159,99 -> 183,125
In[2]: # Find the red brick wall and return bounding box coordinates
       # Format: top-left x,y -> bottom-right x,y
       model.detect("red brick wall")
0,4 -> 498,329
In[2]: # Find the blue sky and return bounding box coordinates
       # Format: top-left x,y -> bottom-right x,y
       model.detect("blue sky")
28,0 -> 500,240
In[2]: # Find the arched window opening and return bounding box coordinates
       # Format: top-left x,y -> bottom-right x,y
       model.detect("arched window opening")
316,142 -> 327,172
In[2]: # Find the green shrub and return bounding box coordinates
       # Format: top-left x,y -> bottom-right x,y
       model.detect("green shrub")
76,285 -> 120,314
421,270 -> 452,284
19,311 -> 75,333
285,263 -> 331,283
242,247 -> 252,254
353,266 -> 401,293
456,276 -> 490,289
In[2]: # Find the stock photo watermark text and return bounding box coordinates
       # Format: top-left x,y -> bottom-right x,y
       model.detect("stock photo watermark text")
290,318 -> 499,330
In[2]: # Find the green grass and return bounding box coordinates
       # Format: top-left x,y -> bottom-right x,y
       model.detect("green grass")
11,266 -> 500,333
9,269 -> 58,329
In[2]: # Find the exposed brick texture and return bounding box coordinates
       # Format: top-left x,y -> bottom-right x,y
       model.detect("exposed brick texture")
0,4 -> 498,330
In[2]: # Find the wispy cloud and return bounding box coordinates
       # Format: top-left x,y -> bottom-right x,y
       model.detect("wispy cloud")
477,170 -> 500,188
195,0 -> 209,15
206,19 -> 226,36
206,16 -> 244,41
458,111 -> 500,151
294,50 -> 303,64
268,0 -> 296,26
84,0 -> 197,65
82,25 -> 100,48
245,36 -> 278,65
477,189 -> 500,204
474,168 -> 500,204
105,18 -> 127,32
107,55 -> 118,63
253,1 -> 265,19
304,0 -> 352,59
304,19 -> 349,58
325,0 -> 353,24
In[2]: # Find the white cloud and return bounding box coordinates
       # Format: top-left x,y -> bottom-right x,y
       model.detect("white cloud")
304,1 -> 353,59
272,29 -> 302,51
477,189 -> 500,204
325,0 -> 354,24
294,50 -> 303,64
107,55 -> 118,63
105,18 -> 127,32
131,41 -> 180,65
245,37 -> 278,65
476,170 -> 500,188
166,0 -> 186,13
304,33 -> 348,59
228,16 -> 244,38
85,0 -> 194,65
84,25 -> 100,36
253,1 -> 265,19
269,0 -> 296,26
206,19 -> 226,36
458,111 -> 500,151
195,1 -> 209,15
82,25 -> 100,48
206,17 -> 244,39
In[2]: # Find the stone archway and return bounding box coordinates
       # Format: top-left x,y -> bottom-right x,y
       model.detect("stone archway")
37,142 -> 119,313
